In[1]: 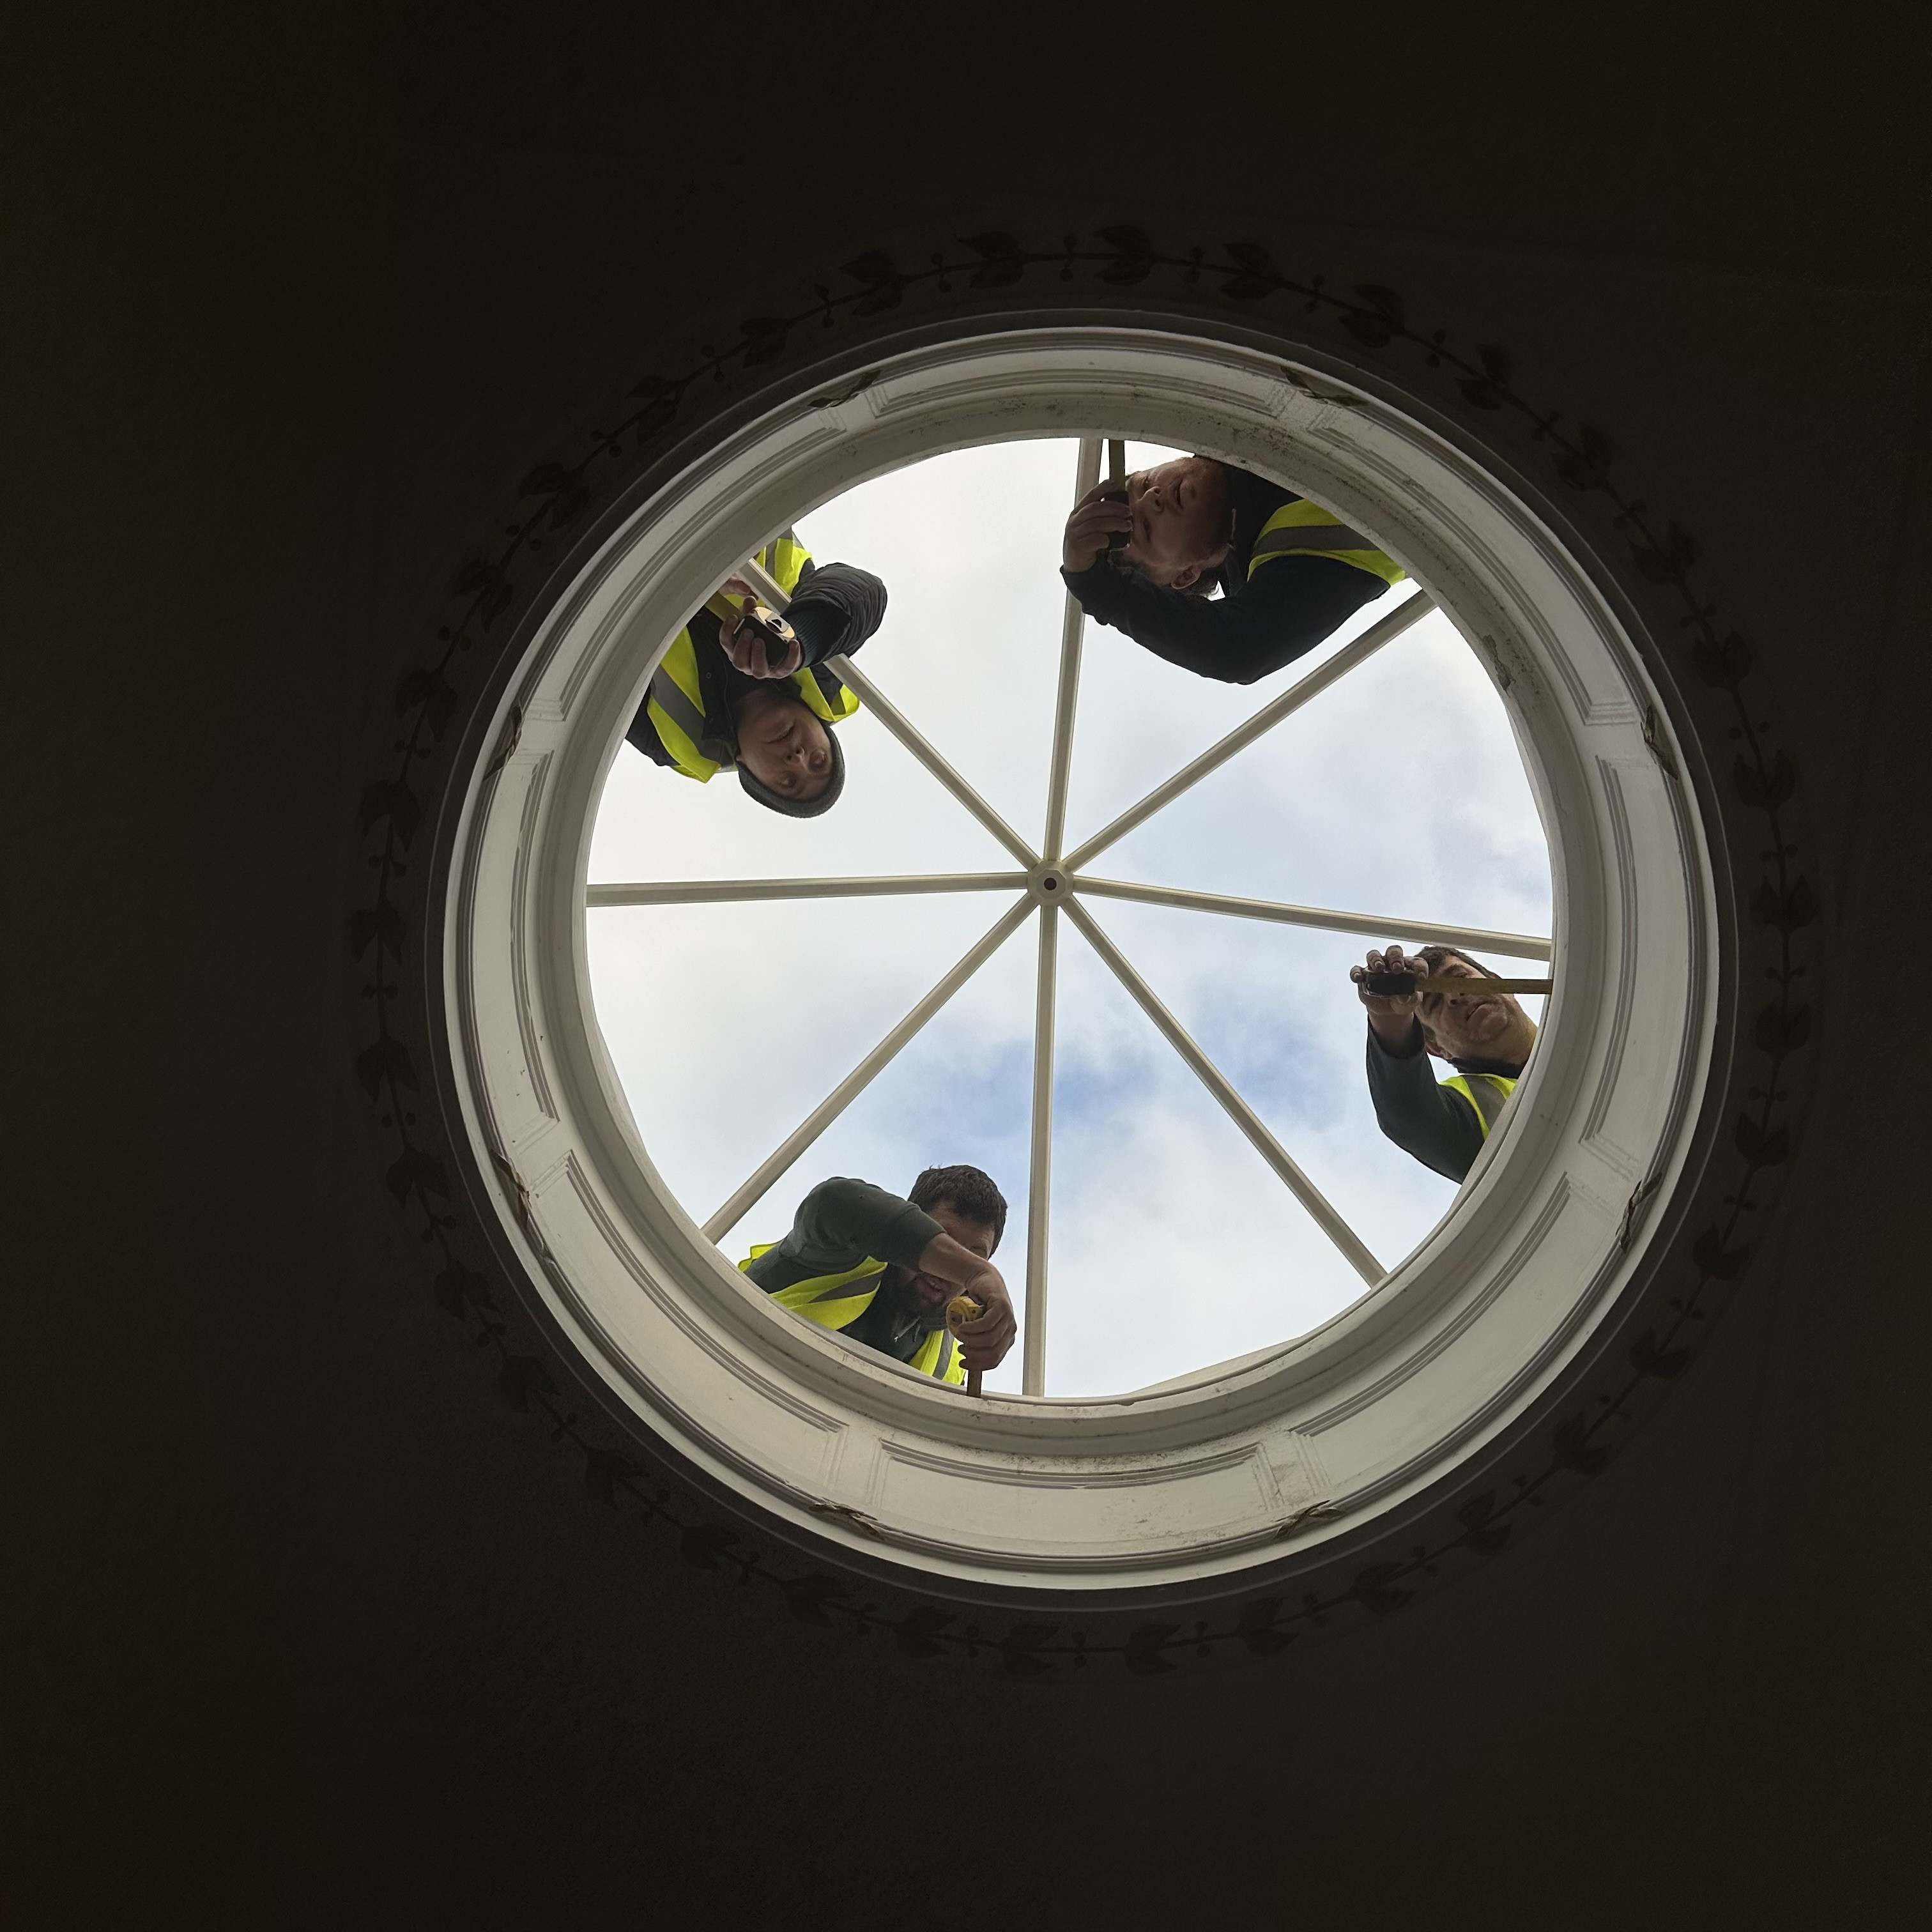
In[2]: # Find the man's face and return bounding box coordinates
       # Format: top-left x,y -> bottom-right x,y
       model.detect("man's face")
1123,457 -> 1230,588
734,688 -> 832,802
905,1201 -> 997,1317
1419,953 -> 1533,1061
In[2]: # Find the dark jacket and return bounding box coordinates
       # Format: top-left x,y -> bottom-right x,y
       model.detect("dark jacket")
1365,1021 -> 1525,1183
1061,465 -> 1391,685
624,558 -> 885,769
742,1177 -> 947,1370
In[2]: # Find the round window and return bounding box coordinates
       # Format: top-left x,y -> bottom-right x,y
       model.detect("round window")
585,436 -> 1553,1400
445,329 -> 1713,1594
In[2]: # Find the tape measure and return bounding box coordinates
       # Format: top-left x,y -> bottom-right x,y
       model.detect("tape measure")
1105,437 -> 1129,553
704,593 -> 799,670
947,1294 -> 986,1399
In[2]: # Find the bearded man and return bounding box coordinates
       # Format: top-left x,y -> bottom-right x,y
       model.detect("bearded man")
1350,942 -> 1538,1183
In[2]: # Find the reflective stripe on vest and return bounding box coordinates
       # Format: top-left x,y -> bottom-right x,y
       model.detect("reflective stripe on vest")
646,529 -> 860,783
758,530 -> 809,600
751,530 -> 862,725
1248,500 -> 1406,588
908,1325 -> 966,1387
739,1245 -> 887,1331
738,1246 -> 965,1385
1440,1072 -> 1518,1140
647,631 -> 737,780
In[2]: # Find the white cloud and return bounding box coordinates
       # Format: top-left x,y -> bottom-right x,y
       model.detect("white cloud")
586,438 -> 1552,1397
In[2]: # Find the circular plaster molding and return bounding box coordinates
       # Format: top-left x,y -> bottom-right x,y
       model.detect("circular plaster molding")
441,328 -> 1713,1597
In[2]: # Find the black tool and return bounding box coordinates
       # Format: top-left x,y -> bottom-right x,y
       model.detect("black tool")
1359,972 -> 1552,997
708,592 -> 800,671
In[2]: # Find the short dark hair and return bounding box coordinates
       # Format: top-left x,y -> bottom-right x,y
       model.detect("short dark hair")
1414,945 -> 1487,1048
908,1164 -> 1008,1250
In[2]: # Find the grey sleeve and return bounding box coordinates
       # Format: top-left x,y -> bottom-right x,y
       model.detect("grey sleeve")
1364,1023 -> 1487,1183
778,1177 -> 942,1275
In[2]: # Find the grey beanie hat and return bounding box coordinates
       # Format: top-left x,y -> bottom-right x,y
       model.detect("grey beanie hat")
736,723 -> 846,818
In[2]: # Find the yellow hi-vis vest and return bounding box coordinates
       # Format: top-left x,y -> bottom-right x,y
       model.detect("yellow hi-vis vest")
738,1246 -> 967,1386
1248,500 -> 1407,589
645,530 -> 862,783
1440,1072 -> 1518,1141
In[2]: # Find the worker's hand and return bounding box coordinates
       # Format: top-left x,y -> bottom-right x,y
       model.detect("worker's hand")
915,1231 -> 1018,1370
1062,479 -> 1131,573
948,1266 -> 1018,1372
1351,946 -> 1427,1048
715,578 -> 802,679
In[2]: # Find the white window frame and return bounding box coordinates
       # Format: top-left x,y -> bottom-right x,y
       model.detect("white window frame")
445,329 -> 1715,1593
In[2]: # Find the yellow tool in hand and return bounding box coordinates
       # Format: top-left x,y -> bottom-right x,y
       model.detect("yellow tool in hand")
947,1294 -> 986,1399
1103,438 -> 1128,552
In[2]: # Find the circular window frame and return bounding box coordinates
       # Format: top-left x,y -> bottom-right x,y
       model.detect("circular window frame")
445,327 -> 1716,1596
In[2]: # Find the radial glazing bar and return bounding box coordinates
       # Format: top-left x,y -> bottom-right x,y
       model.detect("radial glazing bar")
1042,438 -> 1103,863
588,871 -> 1027,908
703,896 -> 1036,1243
730,553 -> 792,609
1073,877 -> 1553,962
1063,900 -> 1384,1285
825,653 -> 1039,868
735,549 -> 1039,867
1021,903 -> 1060,1396
1060,590 -> 1434,874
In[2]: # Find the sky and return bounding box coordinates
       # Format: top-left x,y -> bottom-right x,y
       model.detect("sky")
586,440 -> 1552,1398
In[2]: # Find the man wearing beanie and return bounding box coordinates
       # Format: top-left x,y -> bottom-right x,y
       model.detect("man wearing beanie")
625,528 -> 885,818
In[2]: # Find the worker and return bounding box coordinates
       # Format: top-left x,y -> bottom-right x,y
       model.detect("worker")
625,529 -> 885,816
1060,456 -> 1405,684
1351,943 -> 1538,1183
739,1167 -> 1016,1385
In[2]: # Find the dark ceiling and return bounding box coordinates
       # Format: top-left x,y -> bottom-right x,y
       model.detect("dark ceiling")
6,5 -> 1927,1927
